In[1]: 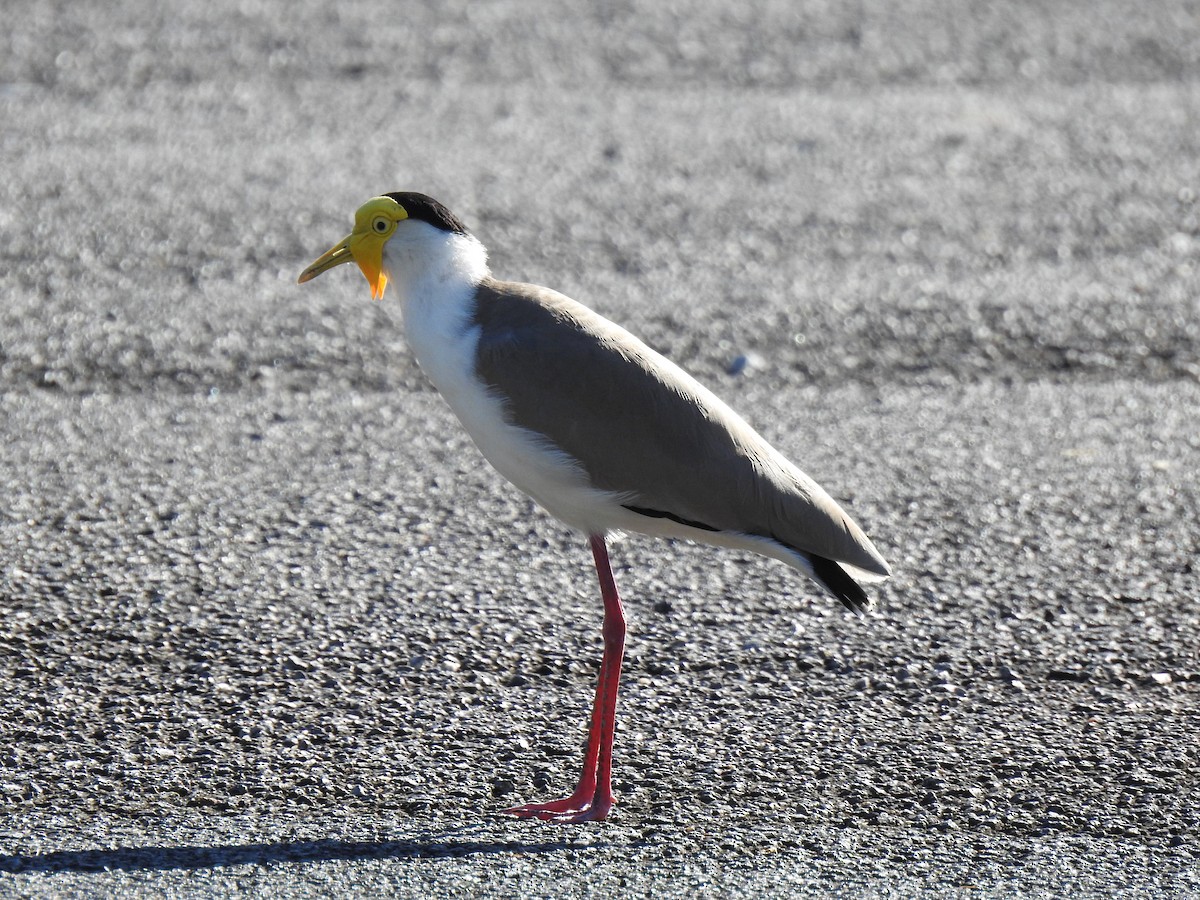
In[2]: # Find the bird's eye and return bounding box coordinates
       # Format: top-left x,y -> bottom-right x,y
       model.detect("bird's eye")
372,216 -> 390,234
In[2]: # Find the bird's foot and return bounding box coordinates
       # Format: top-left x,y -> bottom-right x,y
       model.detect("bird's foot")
503,792 -> 613,823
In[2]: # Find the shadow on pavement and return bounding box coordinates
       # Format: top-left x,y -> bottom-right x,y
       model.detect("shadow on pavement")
0,831 -> 583,874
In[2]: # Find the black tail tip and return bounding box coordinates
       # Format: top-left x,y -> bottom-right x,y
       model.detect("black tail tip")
808,555 -> 872,613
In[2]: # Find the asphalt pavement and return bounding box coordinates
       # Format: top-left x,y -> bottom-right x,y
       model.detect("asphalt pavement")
1,1 -> 1198,896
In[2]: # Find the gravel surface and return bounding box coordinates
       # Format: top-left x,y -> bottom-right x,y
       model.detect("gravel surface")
2,1 -> 1199,896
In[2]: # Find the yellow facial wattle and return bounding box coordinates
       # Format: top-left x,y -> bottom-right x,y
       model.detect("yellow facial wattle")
297,196 -> 409,300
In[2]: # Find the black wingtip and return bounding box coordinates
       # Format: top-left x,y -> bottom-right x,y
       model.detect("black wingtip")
808,555 -> 872,613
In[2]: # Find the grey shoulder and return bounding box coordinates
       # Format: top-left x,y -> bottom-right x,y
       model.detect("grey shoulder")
472,277 -> 616,335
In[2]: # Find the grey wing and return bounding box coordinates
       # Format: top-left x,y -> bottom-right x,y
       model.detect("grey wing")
471,280 -> 889,577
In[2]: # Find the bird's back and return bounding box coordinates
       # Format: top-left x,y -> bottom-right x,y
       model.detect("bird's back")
470,278 -> 890,580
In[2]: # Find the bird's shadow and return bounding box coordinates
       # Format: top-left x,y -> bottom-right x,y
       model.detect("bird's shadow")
0,825 -> 584,875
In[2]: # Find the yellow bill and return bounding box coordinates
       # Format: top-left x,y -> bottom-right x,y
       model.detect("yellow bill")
297,196 -> 408,300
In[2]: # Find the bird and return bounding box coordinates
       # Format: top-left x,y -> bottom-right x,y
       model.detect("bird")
297,192 -> 890,823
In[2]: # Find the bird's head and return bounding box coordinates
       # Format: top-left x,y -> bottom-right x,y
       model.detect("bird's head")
297,192 -> 472,300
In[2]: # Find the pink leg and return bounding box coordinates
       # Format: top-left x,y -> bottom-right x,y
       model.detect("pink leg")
504,533 -> 626,823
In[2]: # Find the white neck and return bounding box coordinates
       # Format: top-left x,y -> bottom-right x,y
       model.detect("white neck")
382,221 -> 490,401
382,221 -> 490,312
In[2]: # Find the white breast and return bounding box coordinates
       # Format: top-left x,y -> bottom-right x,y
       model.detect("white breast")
385,225 -> 629,534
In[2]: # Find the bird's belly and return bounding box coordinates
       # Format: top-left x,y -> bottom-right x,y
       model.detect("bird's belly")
410,324 -> 627,534
467,416 -> 628,534
453,391 -> 630,534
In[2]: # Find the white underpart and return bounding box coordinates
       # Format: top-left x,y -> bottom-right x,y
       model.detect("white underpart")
383,221 -> 633,535
381,222 -> 886,590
